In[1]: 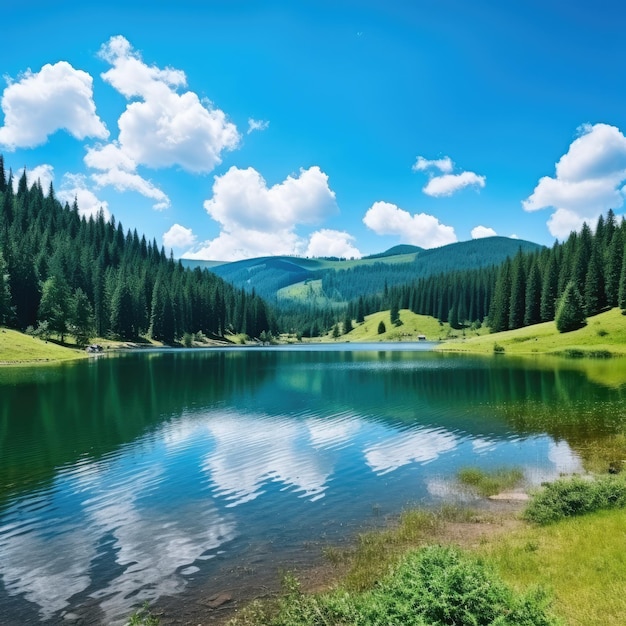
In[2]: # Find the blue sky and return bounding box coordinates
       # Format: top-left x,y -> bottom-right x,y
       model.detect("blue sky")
2,0 -> 626,260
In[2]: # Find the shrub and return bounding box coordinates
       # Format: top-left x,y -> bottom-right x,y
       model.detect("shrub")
230,546 -> 561,625
524,475 -> 626,525
493,342 -> 505,353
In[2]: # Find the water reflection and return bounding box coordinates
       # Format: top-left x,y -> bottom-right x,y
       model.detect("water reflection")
0,348 -> 622,623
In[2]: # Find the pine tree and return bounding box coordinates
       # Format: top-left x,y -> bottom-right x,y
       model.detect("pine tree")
377,320 -> 386,334
524,261 -> 541,326
488,258 -> 512,332
540,254 -> 559,321
555,281 -> 586,333
583,246 -> 605,316
38,274 -> 71,342
508,250 -> 526,329
343,312 -> 353,334
70,288 -> 95,345
0,248 -> 12,324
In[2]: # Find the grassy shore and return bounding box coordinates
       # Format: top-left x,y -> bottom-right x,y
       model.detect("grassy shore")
0,327 -> 89,365
436,307 -> 626,356
223,472 -> 626,626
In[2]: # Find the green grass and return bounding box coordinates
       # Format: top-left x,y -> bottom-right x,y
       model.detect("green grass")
437,308 -> 626,356
481,509 -> 626,626
457,466 -> 525,497
329,309 -> 470,343
0,327 -> 88,365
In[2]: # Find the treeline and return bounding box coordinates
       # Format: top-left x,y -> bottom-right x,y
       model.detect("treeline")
0,156 -> 276,344
351,209 -> 626,333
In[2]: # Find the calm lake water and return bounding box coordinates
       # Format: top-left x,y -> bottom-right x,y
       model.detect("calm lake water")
1,344 -> 626,624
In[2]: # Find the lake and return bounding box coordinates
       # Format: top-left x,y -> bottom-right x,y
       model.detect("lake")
1,344 -> 625,624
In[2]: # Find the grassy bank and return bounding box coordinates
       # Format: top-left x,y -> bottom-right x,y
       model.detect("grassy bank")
0,327 -> 89,365
223,473 -> 626,626
436,307 -> 626,356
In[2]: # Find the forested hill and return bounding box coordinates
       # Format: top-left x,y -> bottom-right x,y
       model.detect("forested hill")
0,156 -> 276,344
370,209 -> 626,335
182,236 -> 542,304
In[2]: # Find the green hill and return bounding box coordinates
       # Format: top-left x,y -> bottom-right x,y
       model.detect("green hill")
182,237 -> 542,305
436,308 -> 626,357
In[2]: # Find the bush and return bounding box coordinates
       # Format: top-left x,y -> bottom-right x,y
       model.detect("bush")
524,475 -> 626,525
231,546 -> 560,625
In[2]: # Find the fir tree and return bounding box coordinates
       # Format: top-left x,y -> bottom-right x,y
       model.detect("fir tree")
555,281 -> 586,333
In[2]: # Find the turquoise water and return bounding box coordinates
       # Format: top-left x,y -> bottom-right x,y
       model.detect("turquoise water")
1,346 -> 623,624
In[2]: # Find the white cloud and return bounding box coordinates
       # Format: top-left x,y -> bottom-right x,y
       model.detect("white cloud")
98,36 -> 240,173
362,201 -> 457,248
523,123 -> 626,238
305,229 -> 362,258
414,155 -> 486,197
205,166 -> 337,230
247,118 -> 269,134
58,173 -> 111,220
412,156 -> 453,173
364,427 -> 458,475
0,61 -> 108,150
163,224 -> 197,249
85,143 -> 170,210
471,225 -> 497,239
423,171 -> 486,197
185,165 -> 338,260
183,227 -> 303,262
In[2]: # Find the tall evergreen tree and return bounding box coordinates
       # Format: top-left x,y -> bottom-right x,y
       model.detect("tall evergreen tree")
508,250 -> 526,329
0,248 -> 12,324
583,246 -> 605,316
540,254 -> 559,321
555,281 -> 586,333
489,258 -> 512,332
524,260 -> 541,326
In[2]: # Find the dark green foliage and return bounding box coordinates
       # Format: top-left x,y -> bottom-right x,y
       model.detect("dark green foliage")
246,546 -> 560,626
0,248 -> 12,324
583,245 -> 605,315
524,260 -> 541,326
555,281 -> 586,333
0,154 -> 275,343
390,299 -> 400,326
70,288 -> 95,346
378,320 -> 386,334
343,313 -> 353,334
38,275 -> 71,342
524,475 -> 626,525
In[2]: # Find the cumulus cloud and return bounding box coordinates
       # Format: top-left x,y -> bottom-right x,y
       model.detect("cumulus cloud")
305,229 -> 362,258
362,201 -> 457,248
0,61 -> 108,150
205,166 -> 337,230
471,225 -> 497,239
414,155 -> 486,197
85,143 -> 170,210
163,224 -> 197,249
247,118 -> 269,134
183,166 -> 339,260
423,171 -> 486,197
412,156 -> 453,173
57,173 -> 111,220
97,36 -> 240,173
184,228 -> 302,262
523,123 -> 626,238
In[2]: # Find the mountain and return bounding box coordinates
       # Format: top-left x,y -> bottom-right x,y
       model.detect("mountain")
181,237 -> 543,305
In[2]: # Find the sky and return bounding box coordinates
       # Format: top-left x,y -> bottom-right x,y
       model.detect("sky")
2,0 -> 626,261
